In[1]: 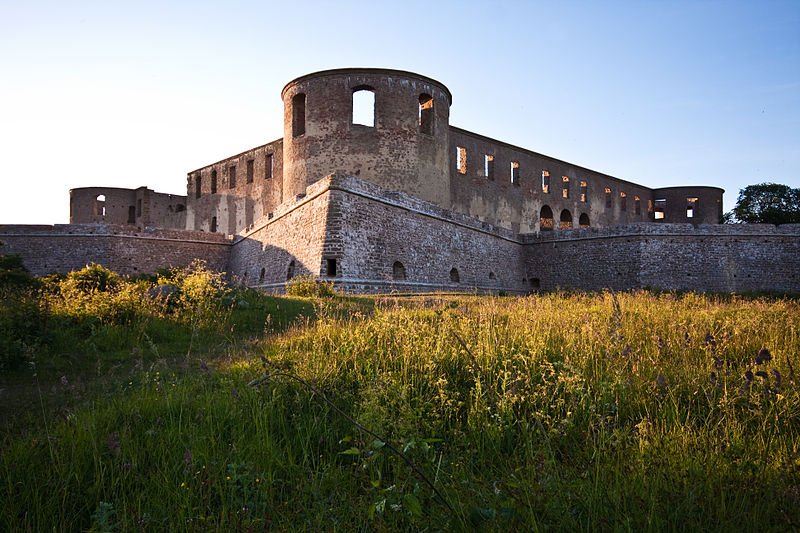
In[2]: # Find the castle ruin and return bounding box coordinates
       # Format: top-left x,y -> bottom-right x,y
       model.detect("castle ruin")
2,68 -> 798,294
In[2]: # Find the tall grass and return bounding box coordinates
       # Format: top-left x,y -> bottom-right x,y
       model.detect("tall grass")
1,287 -> 798,530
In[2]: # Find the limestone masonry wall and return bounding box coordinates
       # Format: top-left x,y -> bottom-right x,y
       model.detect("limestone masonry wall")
524,223 -> 800,293
0,224 -> 229,276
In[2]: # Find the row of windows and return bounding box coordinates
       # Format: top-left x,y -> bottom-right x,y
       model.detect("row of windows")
456,147 -> 652,212
194,154 -> 274,199
290,90 -> 435,137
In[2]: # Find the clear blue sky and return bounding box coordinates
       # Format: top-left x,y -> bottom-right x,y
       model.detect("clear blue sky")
1,0 -> 798,224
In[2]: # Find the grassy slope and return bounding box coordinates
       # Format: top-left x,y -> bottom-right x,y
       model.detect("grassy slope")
1,290 -> 799,531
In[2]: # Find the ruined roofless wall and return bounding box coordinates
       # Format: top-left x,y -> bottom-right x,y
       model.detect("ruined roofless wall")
186,139 -> 283,235
281,68 -> 453,209
70,187 -> 187,229
0,224 -> 229,277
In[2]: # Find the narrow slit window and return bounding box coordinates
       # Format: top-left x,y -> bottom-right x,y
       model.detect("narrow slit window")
485,154 -> 495,180
562,176 -> 570,199
229,165 -> 236,189
352,86 -> 375,127
211,170 -> 218,194
580,180 -> 588,202
136,198 -> 142,217
456,147 -> 467,174
210,216 -> 217,233
128,206 -> 136,224
419,94 -> 434,135
292,93 -> 306,137
195,175 -> 202,199
542,170 -> 550,193
634,195 -> 641,215
286,260 -> 295,280
605,186 -> 612,208
265,154 -> 273,179
620,191 -> 627,211
511,161 -> 520,186
246,159 -> 254,183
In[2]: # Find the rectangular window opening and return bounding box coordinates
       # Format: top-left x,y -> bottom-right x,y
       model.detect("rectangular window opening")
246,159 -> 254,183
686,197 -> 698,218
542,170 -> 550,193
292,93 -> 306,137
605,187 -> 612,208
136,198 -> 142,217
326,258 -> 337,277
511,161 -> 520,186
456,147 -> 467,174
419,94 -> 434,135
229,165 -> 236,189
620,191 -> 627,211
580,180 -> 588,202
485,154 -> 495,180
562,176 -> 570,199
265,154 -> 273,179
195,175 -> 202,199
634,195 -> 641,215
654,198 -> 666,220
211,170 -> 218,194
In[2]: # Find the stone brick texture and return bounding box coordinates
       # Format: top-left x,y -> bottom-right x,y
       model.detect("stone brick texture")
0,224 -> 229,277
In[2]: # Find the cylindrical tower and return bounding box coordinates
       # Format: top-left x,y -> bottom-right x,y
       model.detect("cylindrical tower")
281,68 -> 452,206
651,186 -> 725,224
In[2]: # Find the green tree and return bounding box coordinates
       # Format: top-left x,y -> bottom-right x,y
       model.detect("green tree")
725,182 -> 800,224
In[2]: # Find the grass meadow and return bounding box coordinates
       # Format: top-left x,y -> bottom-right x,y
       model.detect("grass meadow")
0,260 -> 798,531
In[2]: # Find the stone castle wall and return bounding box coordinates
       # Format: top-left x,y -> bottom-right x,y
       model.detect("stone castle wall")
0,224 -> 229,277
523,223 -> 800,293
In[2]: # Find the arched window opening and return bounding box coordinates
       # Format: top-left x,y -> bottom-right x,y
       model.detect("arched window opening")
95,195 -> 106,217
286,260 -> 296,280
292,93 -> 306,137
635,195 -> 642,215
211,170 -> 218,194
579,213 -> 590,228
485,154 -> 495,180
449,268 -> 460,283
259,267 -> 266,283
352,86 -> 375,127
542,170 -> 550,193
562,176 -> 570,199
560,209 -> 573,229
393,261 -> 406,280
605,187 -> 612,208
419,93 -> 434,135
620,191 -> 627,211
210,216 -> 217,233
489,271 -> 496,280
539,205 -> 554,231
580,180 -> 588,202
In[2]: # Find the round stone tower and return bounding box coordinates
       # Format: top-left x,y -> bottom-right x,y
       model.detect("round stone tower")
281,68 -> 453,206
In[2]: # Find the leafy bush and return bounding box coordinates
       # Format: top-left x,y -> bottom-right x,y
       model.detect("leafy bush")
0,254 -> 38,289
285,274 -> 336,298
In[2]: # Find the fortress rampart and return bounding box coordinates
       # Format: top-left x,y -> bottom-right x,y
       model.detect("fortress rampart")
4,68 -> 795,294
